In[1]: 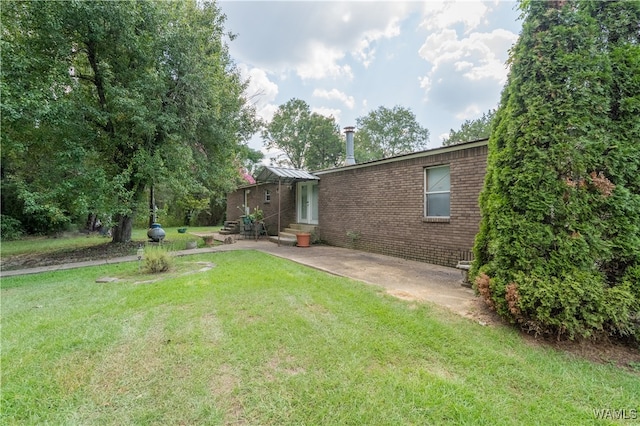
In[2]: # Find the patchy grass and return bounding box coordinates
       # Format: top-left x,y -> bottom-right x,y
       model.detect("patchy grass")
0,227 -> 221,271
0,232 -> 116,257
1,251 -> 638,425
0,226 -> 220,257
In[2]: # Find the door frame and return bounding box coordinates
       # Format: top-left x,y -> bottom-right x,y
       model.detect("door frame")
296,181 -> 319,225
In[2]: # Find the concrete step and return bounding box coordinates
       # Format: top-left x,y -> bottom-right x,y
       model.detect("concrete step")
269,235 -> 297,246
279,231 -> 298,239
269,223 -> 317,247
221,220 -> 240,234
287,223 -> 317,233
284,228 -> 313,235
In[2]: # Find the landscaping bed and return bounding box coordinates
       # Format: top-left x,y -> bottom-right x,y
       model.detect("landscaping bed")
0,240 -> 141,271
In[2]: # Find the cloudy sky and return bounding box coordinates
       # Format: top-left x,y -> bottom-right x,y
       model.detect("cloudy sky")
219,0 -> 523,157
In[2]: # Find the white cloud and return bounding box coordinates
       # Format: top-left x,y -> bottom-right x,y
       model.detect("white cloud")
238,64 -> 279,122
421,1 -> 489,32
296,41 -> 353,80
418,75 -> 432,101
454,61 -> 474,72
311,106 -> 342,122
438,131 -> 450,141
415,2 -> 519,139
352,17 -> 402,68
455,104 -> 482,120
421,58 -> 503,114
312,88 -> 355,109
222,1 -> 417,80
461,30 -> 518,82
418,27 -> 518,89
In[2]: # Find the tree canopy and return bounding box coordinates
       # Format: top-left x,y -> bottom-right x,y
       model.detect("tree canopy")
442,109 -> 495,146
1,1 -> 258,241
472,0 -> 640,340
354,105 -> 429,162
261,98 -> 343,170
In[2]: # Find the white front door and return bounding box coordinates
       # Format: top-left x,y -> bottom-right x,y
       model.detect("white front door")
297,181 -> 318,225
243,189 -> 250,215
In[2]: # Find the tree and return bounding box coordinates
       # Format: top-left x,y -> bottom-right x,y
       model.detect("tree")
261,98 -> 343,169
305,115 -> 344,170
262,98 -> 310,169
1,1 -> 258,241
354,106 -> 429,162
442,109 -> 495,146
471,0 -> 640,340
237,145 -> 264,178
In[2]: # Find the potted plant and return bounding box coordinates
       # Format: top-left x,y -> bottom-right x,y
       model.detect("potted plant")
251,206 -> 264,222
249,207 -> 265,236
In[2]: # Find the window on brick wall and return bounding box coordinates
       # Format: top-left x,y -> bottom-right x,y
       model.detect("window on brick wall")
424,165 -> 450,217
264,189 -> 271,203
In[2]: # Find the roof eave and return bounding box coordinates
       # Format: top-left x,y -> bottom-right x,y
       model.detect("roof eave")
313,138 -> 488,175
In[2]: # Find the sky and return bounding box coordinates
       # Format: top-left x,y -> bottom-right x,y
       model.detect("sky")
218,0 -> 523,159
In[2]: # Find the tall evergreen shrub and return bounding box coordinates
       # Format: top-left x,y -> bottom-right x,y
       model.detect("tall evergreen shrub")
472,0 -> 640,339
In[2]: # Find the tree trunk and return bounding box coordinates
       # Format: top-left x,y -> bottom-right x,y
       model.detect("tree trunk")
148,185 -> 155,228
111,213 -> 133,243
86,213 -> 97,232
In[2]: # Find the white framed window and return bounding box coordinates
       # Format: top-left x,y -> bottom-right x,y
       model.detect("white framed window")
264,189 -> 271,203
425,165 -> 450,217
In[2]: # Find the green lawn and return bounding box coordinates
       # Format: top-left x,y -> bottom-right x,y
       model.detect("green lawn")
1,251 -> 638,425
0,226 -> 221,258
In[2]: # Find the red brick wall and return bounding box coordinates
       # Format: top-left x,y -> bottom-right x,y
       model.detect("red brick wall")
317,144 -> 488,267
226,182 -> 296,235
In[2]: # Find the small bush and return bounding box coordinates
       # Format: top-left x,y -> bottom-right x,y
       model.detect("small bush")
1,215 -> 24,241
143,246 -> 174,273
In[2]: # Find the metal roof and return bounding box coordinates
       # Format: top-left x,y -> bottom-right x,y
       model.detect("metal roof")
255,166 -> 319,183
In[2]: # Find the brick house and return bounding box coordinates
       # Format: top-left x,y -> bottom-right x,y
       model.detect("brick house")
226,138 -> 488,267
226,167 -> 316,238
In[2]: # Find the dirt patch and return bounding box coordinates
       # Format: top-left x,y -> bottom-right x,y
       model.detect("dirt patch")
387,289 -> 421,301
133,262 -> 215,284
470,298 -> 640,374
521,333 -> 640,373
465,297 -> 506,327
107,261 -> 215,285
388,288 -> 639,374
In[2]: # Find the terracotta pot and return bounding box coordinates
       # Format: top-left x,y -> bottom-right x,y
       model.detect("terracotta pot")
296,232 -> 311,248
